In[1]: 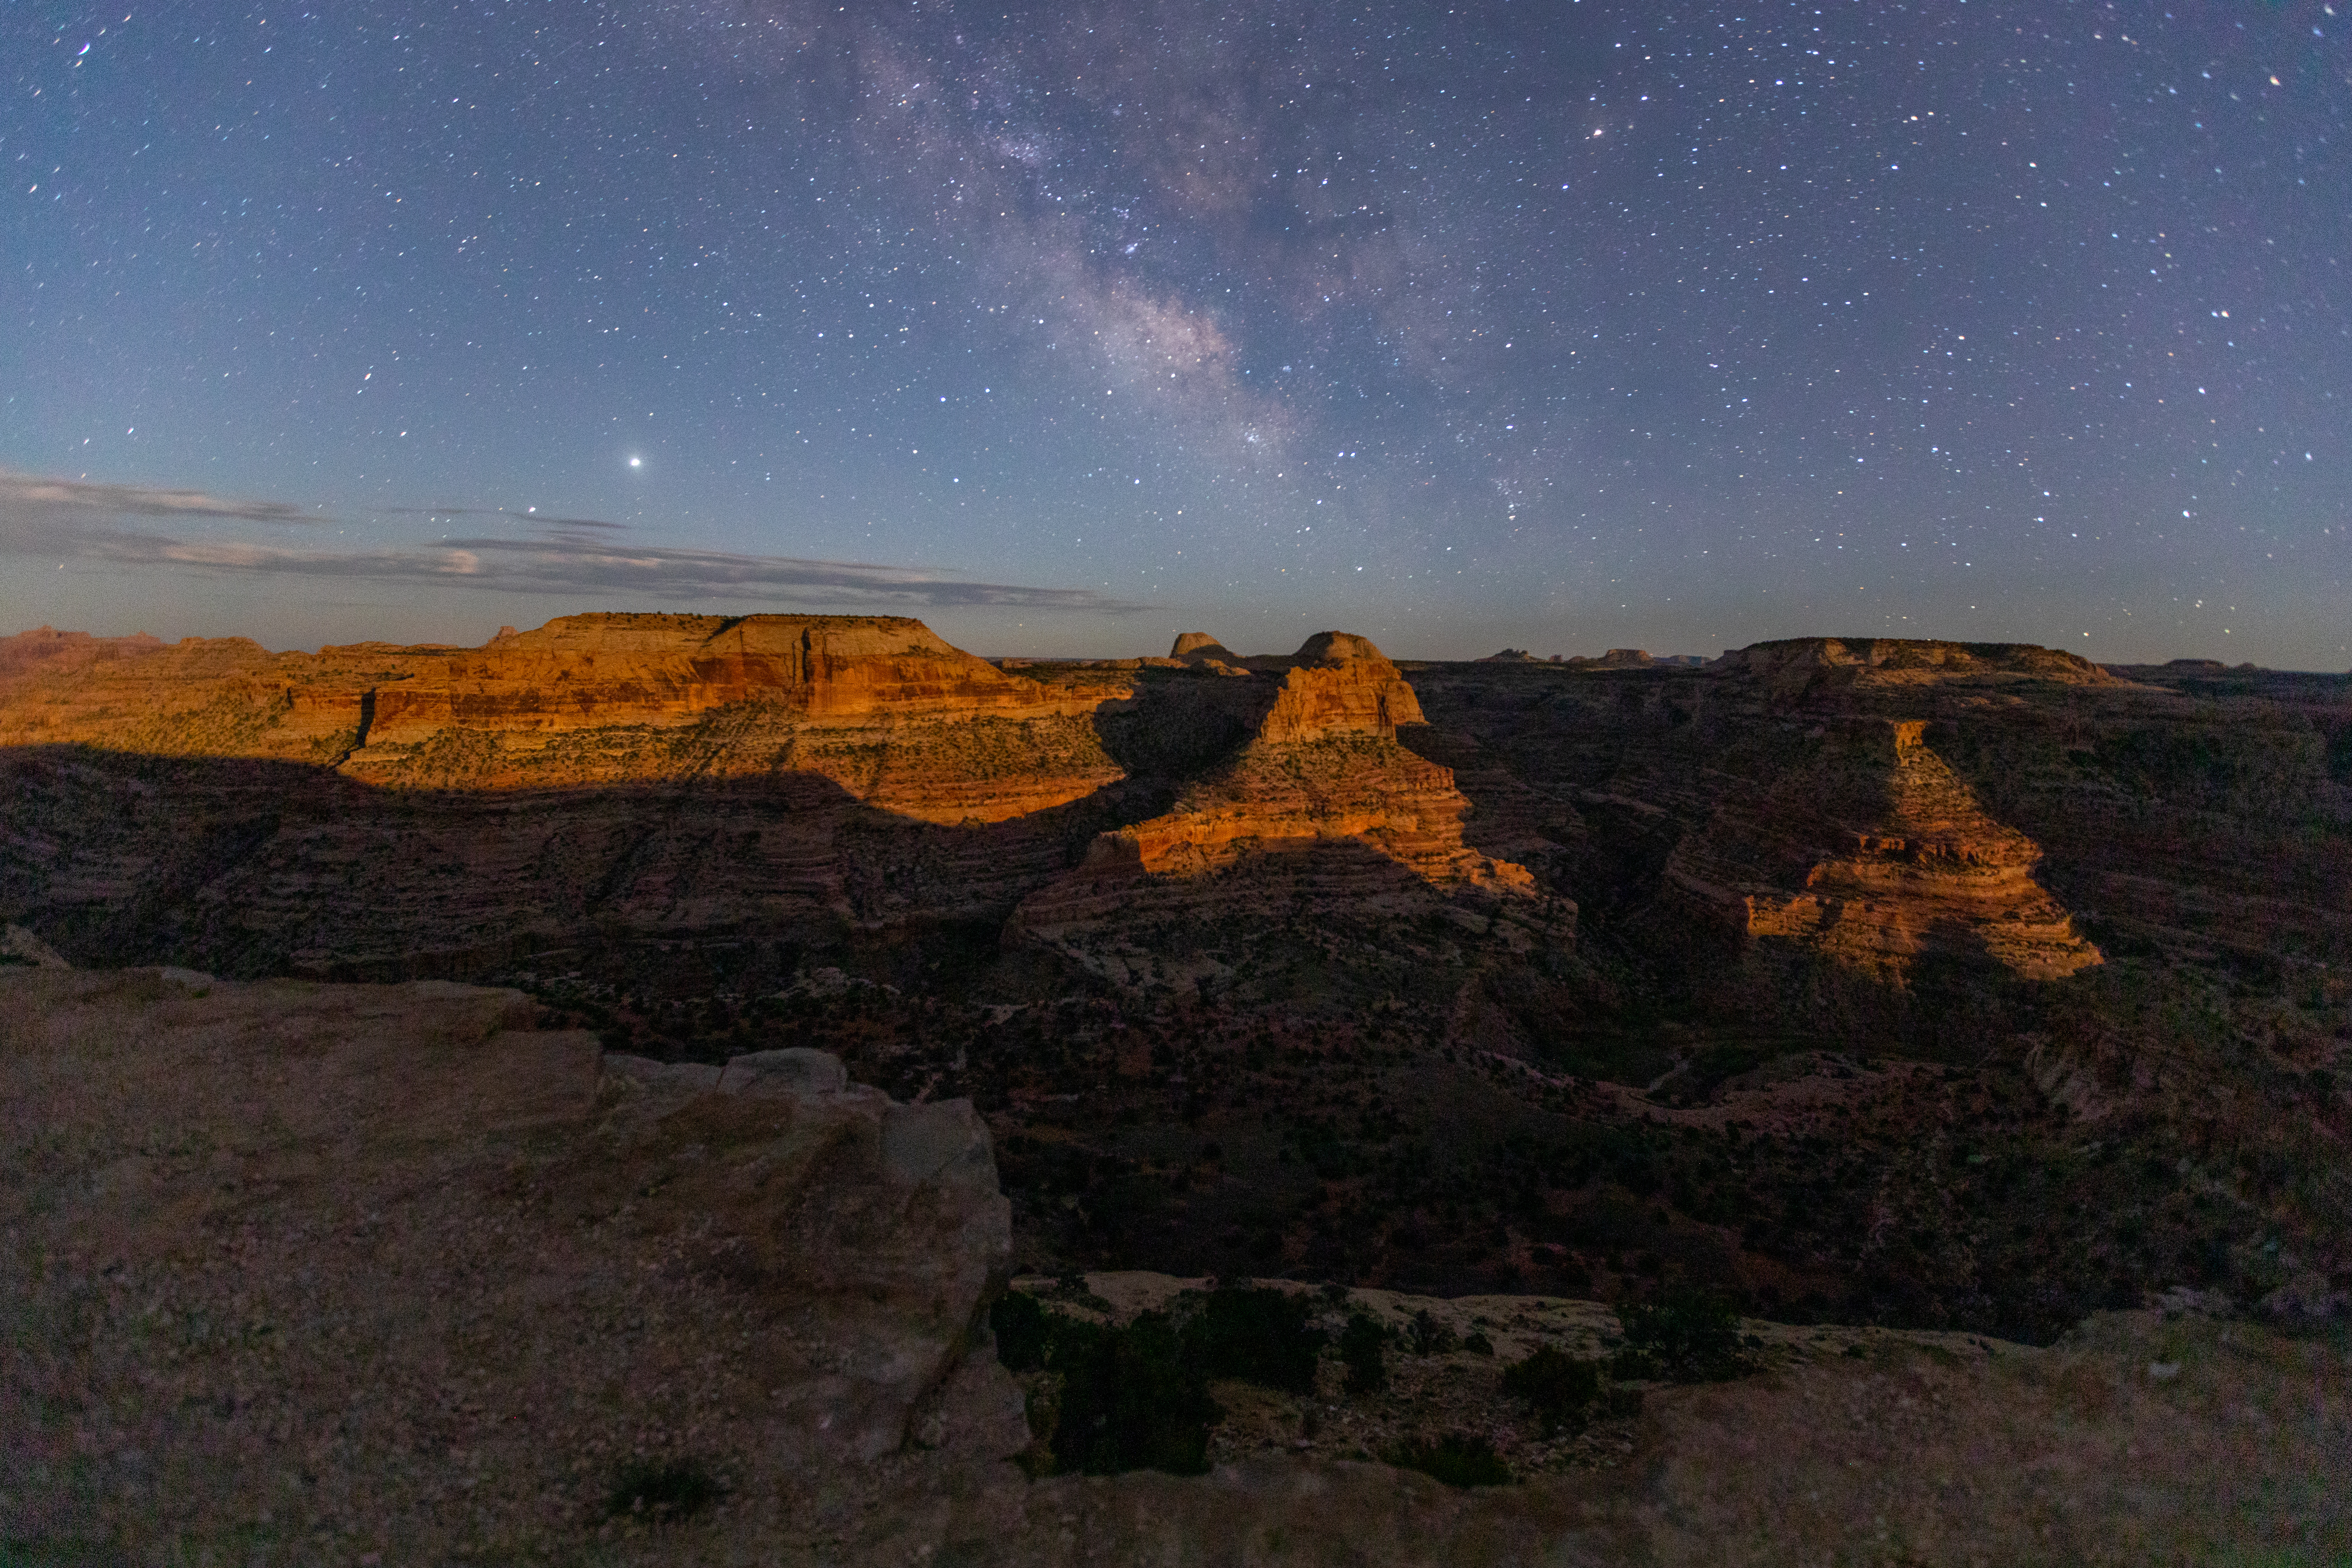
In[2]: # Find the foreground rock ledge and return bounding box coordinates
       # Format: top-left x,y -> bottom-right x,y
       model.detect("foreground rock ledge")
4,969 -> 2345,1566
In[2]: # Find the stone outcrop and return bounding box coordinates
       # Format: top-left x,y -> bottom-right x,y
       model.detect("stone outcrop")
0,967 -> 1024,1559
1169,631 -> 1235,661
1665,718 -> 2101,982
1251,631 -> 1428,744
1013,633 -> 1551,961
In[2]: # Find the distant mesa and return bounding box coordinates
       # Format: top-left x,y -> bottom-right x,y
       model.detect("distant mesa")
1713,636 -> 2121,700
1480,648 -> 1707,669
0,625 -> 166,686
0,611 -> 1115,820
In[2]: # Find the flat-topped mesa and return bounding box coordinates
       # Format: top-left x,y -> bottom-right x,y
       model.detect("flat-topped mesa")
0,626 -> 167,688
0,613 -> 1125,817
1713,636 -> 2124,703
1251,631 -> 1427,744
1668,717 -> 2101,982
361,612 -> 1083,744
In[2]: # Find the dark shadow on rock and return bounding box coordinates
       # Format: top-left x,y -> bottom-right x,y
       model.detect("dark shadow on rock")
0,743 -> 1151,993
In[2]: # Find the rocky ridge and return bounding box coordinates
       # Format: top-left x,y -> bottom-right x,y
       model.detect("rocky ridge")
6,968 -> 2343,1566
0,966 -> 1025,1561
0,613 -> 1118,817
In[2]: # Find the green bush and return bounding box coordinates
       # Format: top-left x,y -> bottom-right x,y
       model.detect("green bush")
1385,1432 -> 1513,1487
1613,1286 -> 1748,1382
1181,1286 -> 1326,1394
1339,1312 -> 1388,1394
1499,1345 -> 1602,1435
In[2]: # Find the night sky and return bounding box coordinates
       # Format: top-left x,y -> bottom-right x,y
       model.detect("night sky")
4,1 -> 2347,666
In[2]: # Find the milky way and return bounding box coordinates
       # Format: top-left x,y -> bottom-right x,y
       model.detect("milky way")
3,1 -> 2346,664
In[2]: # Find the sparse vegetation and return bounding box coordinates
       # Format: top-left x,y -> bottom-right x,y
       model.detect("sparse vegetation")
1182,1285 -> 1326,1393
1339,1312 -> 1389,1394
1500,1346 -> 1603,1435
604,1457 -> 723,1523
1613,1286 -> 1748,1383
1384,1432 -> 1513,1488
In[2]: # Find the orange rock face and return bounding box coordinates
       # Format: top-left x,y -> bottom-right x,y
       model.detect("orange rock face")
360,612 -> 1092,746
0,626 -> 167,686
0,613 -> 1121,820
1013,633 -> 1553,958
1252,632 -> 1428,744
1667,718 -> 2101,981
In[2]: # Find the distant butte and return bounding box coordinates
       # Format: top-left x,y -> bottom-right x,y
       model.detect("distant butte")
1667,716 -> 2103,984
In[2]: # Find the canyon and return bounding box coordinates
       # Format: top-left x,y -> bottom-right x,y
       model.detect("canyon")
2,615 -> 2347,1352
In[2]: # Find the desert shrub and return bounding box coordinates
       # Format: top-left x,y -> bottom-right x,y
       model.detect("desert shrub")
1613,1285 -> 1747,1382
1181,1286 -> 1325,1393
1046,1311 -> 1222,1476
1339,1312 -> 1388,1394
1499,1345 -> 1602,1435
990,1288 -> 1051,1372
1384,1432 -> 1513,1487
605,1457 -> 722,1522
1407,1308 -> 1458,1356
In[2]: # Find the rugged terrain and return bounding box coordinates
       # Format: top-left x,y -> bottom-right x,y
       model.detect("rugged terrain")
2,619 -> 2348,1350
5,968 -> 2343,1566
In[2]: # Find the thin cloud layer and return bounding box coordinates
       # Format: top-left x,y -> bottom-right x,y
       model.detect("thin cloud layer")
0,469 -> 1137,612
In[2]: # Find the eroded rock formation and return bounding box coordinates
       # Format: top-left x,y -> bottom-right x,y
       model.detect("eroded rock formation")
1666,717 -> 2099,980
0,612 -> 1121,819
1013,633 -> 1552,963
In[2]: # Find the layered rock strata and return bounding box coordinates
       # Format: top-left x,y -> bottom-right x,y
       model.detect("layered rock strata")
1666,718 -> 2101,981
1015,634 -> 1549,957
0,612 -> 1121,819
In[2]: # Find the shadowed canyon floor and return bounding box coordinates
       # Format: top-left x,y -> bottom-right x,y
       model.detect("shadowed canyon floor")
1,621 -> 2347,1351
4,969 -> 2345,1566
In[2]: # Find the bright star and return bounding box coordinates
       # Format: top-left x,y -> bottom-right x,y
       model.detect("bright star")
628,456 -> 643,468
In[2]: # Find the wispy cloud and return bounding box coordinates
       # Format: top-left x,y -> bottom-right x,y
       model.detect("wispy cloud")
0,468 -> 1140,612
0,469 -> 321,526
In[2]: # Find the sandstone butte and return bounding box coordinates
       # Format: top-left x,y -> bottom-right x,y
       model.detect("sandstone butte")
1666,715 -> 2101,982
1007,630 -> 1550,958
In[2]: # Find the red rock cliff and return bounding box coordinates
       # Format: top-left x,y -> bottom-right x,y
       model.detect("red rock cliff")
1667,718 -> 2101,981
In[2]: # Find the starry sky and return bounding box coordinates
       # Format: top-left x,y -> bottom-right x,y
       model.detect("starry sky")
3,1 -> 2347,666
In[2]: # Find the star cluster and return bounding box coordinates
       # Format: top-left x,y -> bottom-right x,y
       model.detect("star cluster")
3,1 -> 2346,663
